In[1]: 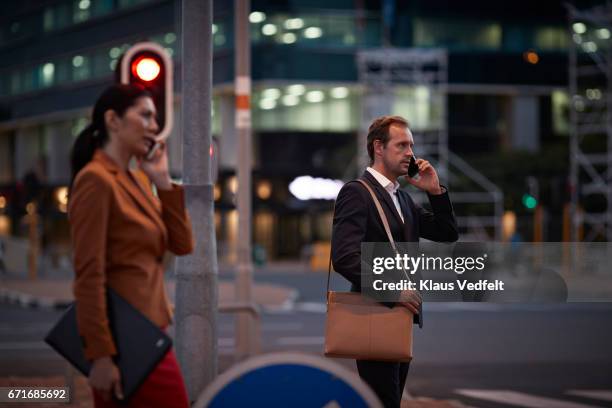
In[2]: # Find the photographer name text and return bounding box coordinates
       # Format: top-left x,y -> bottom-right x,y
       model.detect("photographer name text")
372,279 -> 505,292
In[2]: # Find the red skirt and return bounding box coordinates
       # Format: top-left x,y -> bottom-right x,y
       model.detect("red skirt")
92,348 -> 189,408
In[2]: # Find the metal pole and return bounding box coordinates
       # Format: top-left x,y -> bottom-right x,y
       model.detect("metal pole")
234,0 -> 259,359
176,0 -> 218,401
568,7 -> 579,243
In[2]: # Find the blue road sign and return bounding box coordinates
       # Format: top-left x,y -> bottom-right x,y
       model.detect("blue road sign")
194,352 -> 382,408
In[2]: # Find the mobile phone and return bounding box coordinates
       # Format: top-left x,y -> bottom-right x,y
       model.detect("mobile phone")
408,156 -> 419,178
146,142 -> 161,161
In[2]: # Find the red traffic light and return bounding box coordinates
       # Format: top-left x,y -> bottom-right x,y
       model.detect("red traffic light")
132,57 -> 161,81
118,42 -> 174,140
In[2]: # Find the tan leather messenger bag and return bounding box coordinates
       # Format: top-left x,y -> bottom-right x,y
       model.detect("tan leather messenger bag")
324,179 -> 414,362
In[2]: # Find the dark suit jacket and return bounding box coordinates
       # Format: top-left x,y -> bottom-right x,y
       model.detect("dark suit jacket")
331,170 -> 459,326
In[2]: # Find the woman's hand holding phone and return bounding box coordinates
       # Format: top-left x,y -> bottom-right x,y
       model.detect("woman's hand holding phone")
139,141 -> 172,190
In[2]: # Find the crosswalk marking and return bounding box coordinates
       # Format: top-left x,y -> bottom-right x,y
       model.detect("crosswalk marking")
455,389 -> 605,408
567,390 -> 612,402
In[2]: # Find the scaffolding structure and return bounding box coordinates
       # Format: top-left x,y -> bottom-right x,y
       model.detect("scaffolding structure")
356,48 -> 503,240
568,3 -> 612,241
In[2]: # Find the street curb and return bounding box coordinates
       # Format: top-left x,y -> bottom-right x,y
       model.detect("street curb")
0,286 -> 300,313
0,287 -> 72,310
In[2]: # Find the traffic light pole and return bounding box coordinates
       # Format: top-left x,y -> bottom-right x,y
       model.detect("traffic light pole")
234,0 -> 260,358
175,0 -> 218,401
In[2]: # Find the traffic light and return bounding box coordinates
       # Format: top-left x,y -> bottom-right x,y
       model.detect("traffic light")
522,176 -> 539,210
522,193 -> 538,210
118,42 -> 174,140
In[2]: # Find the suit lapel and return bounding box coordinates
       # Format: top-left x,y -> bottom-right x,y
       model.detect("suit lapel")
362,171 -> 404,227
93,151 -> 166,241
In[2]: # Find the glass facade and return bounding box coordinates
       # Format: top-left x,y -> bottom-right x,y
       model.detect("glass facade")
2,0 -> 156,45
414,18 -> 502,50
213,10 -> 382,50
252,84 -> 359,132
0,32 -> 179,97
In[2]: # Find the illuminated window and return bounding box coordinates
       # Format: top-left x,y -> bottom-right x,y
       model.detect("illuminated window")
73,55 -> 90,81
414,18 -> 501,50
552,90 -> 569,135
73,0 -> 91,23
252,84 -> 359,132
535,27 -> 568,50
392,86 -> 443,131
40,63 -> 55,87
43,8 -> 55,31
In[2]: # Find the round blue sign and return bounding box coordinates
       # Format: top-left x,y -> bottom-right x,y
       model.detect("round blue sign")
195,352 -> 381,408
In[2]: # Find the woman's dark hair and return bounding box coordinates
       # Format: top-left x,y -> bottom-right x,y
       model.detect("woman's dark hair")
70,84 -> 151,187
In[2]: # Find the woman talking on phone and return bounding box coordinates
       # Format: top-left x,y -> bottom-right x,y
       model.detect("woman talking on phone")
68,84 -> 194,407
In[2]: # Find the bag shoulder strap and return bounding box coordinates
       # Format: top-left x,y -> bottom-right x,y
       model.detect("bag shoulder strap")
327,178 -> 399,298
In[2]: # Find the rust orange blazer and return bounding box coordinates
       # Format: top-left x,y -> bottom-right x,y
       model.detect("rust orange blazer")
68,150 -> 194,360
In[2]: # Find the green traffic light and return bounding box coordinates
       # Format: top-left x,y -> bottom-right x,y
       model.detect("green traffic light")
522,194 -> 537,209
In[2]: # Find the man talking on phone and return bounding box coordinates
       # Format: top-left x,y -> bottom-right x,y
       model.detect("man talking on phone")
331,115 -> 458,407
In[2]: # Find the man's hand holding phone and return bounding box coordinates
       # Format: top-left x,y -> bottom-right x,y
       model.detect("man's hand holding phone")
403,156 -> 443,195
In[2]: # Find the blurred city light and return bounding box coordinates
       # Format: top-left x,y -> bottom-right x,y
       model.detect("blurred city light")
164,33 -> 177,44
212,24 -> 218,34
257,180 -> 272,200
228,176 -> 238,194
524,50 -> 539,64
72,55 -> 84,67
596,28 -> 611,39
282,94 -> 299,106
109,47 -> 121,58
573,34 -> 583,44
282,33 -> 297,44
0,196 -> 6,209
330,87 -> 349,99
415,85 -> 430,100
262,24 -> 277,36
259,98 -> 277,110
289,176 -> 343,200
586,88 -> 602,100
522,193 -> 538,210
582,41 -> 598,52
132,57 -> 161,81
0,215 -> 9,235
573,22 -> 586,34
42,63 -> 54,85
214,184 -> 221,201
249,11 -> 266,23
79,0 -> 91,10
502,211 -> 517,241
305,90 -> 324,102
55,187 -> 69,213
284,18 -> 304,30
303,27 -> 323,39
287,84 -> 305,95
261,88 -> 281,99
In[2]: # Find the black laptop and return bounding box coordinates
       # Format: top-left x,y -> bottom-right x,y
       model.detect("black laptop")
44,288 -> 172,401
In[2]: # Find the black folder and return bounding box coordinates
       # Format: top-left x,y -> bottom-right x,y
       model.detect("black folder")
44,288 -> 172,401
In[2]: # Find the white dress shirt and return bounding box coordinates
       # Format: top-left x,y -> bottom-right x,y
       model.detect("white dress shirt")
366,167 -> 404,223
